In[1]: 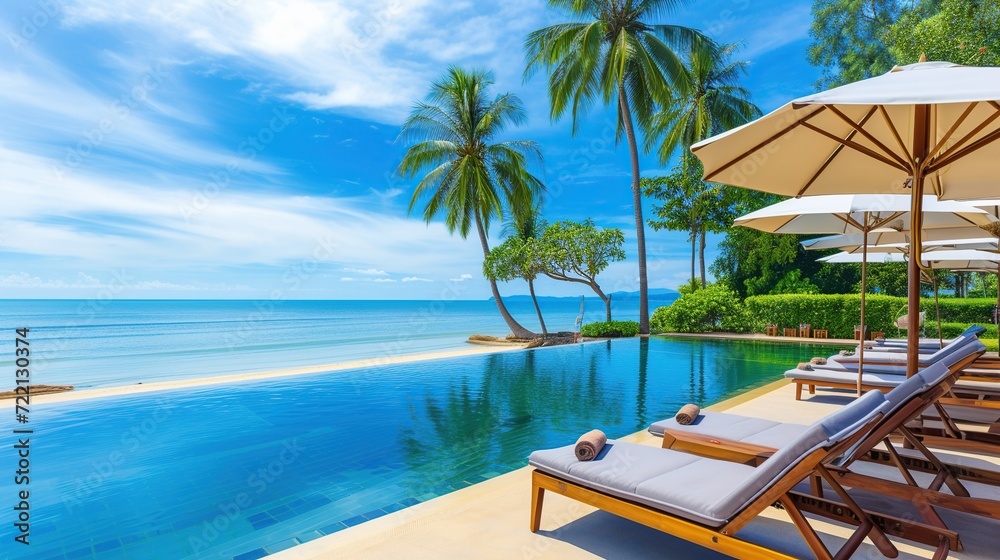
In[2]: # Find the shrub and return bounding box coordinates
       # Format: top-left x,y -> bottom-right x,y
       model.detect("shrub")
581,320 -> 640,338
652,284 -> 744,333
934,322 -> 998,339
742,295 -> 998,339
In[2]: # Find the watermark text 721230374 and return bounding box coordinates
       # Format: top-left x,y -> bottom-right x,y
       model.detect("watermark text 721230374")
13,327 -> 32,545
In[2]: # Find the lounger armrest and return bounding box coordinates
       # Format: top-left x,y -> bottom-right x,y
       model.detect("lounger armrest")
937,396 -> 1000,410
661,429 -> 776,466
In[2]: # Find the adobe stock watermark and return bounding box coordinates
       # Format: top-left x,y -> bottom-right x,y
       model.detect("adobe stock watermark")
6,0 -> 62,54
223,233 -> 340,350
179,106 -> 295,221
341,2 -> 403,62
188,438 -> 306,553
53,64 -> 167,182
60,398 -> 176,513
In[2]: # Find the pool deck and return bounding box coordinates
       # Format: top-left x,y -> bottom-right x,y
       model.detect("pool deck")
273,379 -> 1000,560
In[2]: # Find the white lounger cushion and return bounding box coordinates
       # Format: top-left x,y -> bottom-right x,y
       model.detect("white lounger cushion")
530,391 -> 887,526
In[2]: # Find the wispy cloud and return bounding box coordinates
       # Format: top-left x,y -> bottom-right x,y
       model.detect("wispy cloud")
54,0 -> 546,123
449,273 -> 474,282
402,276 -> 432,283
344,267 -> 388,276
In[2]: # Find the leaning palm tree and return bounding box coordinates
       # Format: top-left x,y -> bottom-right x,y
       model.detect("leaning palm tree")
525,0 -> 707,335
646,41 -> 761,165
398,66 -> 545,339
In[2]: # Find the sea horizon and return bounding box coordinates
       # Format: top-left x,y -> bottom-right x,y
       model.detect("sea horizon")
0,297 -> 672,390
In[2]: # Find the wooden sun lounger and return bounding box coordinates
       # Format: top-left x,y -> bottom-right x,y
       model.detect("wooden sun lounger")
529,391 -> 955,559
650,348 -> 998,550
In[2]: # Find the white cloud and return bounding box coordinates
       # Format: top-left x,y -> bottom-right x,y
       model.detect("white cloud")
402,276 -> 432,283
344,267 -> 388,276
54,0 -> 546,122
372,278 -> 396,283
340,277 -> 355,282
449,273 -> 474,282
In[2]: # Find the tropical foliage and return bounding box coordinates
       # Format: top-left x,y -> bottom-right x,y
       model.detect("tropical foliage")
650,283 -> 743,333
485,219 -> 625,324
581,320 -> 640,338
643,156 -> 744,288
525,0 -> 709,334
398,66 -> 544,338
538,220 -> 625,322
809,0 -> 1000,88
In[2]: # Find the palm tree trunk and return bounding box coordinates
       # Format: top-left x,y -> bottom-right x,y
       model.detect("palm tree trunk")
699,227 -> 707,288
527,279 -> 547,337
475,213 -> 535,339
690,230 -> 696,286
619,86 -> 648,334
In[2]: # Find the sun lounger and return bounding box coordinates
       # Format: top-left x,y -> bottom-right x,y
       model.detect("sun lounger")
831,327 -> 985,368
645,348 -> 997,550
528,390 -> 952,559
787,337 -> 988,400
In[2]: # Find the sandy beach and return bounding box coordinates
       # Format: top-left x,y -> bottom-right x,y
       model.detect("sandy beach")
2,342 -> 528,409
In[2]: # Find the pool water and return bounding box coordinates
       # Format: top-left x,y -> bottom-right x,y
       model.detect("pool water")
2,337 -> 840,559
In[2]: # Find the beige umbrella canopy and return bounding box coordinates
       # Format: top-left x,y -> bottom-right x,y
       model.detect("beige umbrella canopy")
736,194 -> 994,391
693,61 -> 1000,375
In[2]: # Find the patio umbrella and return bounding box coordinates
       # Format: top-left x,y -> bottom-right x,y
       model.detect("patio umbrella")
821,250 -> 1000,344
692,61 -> 1000,375
967,200 -> 1000,318
734,194 -> 993,391
801,227 -> 998,251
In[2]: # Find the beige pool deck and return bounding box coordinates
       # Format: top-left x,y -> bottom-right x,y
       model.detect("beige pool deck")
273,378 -> 1000,560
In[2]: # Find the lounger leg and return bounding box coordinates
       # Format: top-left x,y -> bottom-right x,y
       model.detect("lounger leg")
809,384 -> 816,395
795,382 -> 803,401
816,465 -> 897,559
777,495 -> 833,560
530,478 -> 545,532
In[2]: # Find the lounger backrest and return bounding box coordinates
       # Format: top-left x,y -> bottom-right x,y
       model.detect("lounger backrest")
963,325 -> 987,338
710,390 -> 887,520
926,333 -> 975,361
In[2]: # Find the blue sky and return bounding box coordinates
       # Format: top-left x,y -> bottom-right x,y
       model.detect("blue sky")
0,0 -> 820,300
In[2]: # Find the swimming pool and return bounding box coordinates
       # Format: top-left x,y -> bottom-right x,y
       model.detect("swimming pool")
3,337 -> 840,559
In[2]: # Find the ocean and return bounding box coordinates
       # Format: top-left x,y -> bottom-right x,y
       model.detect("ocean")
0,297 -> 671,389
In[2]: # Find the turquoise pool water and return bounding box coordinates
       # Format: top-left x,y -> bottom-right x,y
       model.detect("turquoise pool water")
2,337 -> 841,559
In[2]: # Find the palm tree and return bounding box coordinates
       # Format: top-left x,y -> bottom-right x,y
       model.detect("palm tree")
525,0 -> 707,335
501,207 -> 549,336
645,41 -> 760,287
646,41 -> 761,165
398,66 -> 545,339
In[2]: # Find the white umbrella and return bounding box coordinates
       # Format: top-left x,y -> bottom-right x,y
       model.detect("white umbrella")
805,236 -> 998,254
820,249 -> 1000,268
735,194 -> 993,390
693,61 -> 1000,375
802,227 -> 999,251
821,250 -> 1000,345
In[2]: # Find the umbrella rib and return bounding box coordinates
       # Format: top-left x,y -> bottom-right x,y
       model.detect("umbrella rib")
929,105 -> 1000,169
925,102 -> 978,163
826,105 -> 910,170
878,105 -> 913,168
928,125 -> 1000,173
796,108 -> 878,197
701,106 -> 828,183
800,122 -> 909,172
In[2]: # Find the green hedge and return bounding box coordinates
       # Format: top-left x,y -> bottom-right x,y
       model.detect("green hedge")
936,322 -> 998,339
581,320 -> 640,338
740,295 -> 997,339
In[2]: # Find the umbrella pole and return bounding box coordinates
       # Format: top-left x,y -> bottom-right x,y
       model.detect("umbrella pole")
857,219 -> 869,396
934,273 -> 942,347
907,105 -> 930,378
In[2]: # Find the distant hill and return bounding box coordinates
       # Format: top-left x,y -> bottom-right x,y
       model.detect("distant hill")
492,288 -> 679,303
